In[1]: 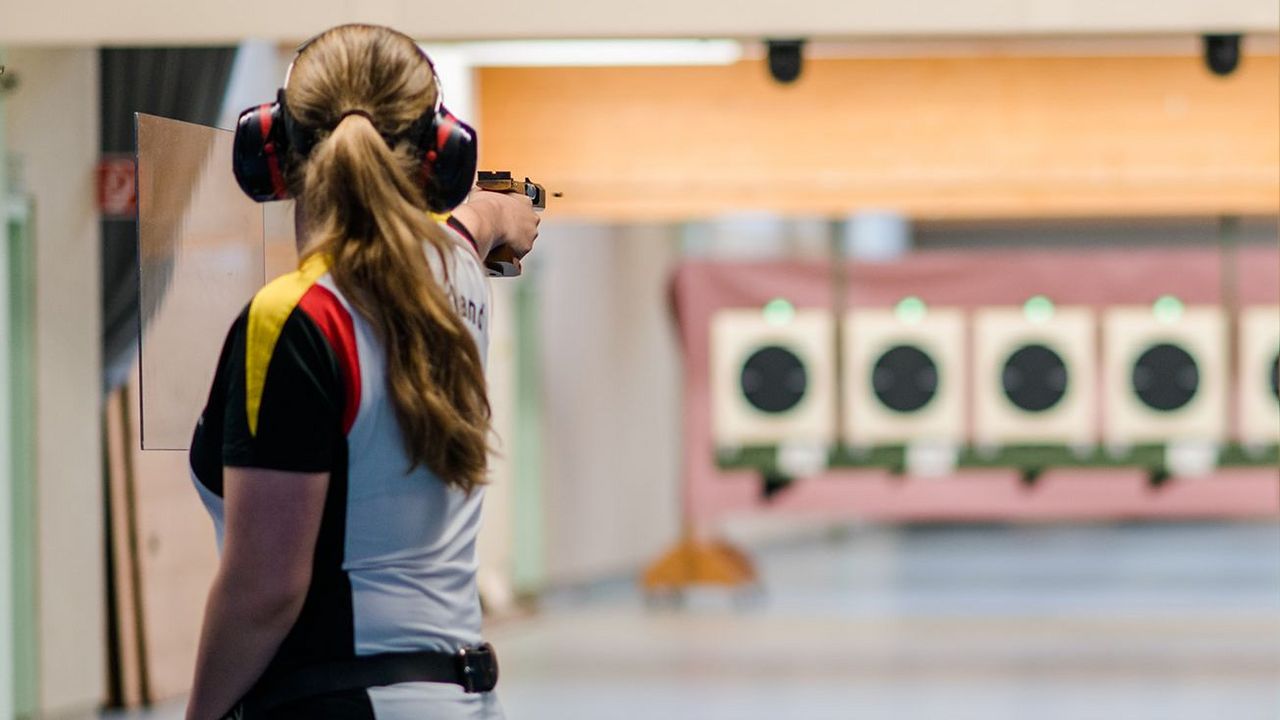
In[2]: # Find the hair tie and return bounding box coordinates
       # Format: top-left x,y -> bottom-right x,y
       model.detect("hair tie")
338,109 -> 374,124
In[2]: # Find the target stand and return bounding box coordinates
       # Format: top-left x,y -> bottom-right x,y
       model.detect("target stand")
644,305 -> 836,598
641,531 -> 760,603
647,252 -> 1280,599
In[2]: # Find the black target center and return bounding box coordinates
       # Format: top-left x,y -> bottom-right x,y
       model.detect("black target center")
1269,351 -> 1278,403
1132,343 -> 1199,412
1001,343 -> 1068,413
871,345 -> 939,413
740,345 -> 808,414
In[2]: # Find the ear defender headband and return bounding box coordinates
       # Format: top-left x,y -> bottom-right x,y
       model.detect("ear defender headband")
231,29 -> 478,213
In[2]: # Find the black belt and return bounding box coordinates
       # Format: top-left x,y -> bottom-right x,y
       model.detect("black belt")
239,643 -> 499,716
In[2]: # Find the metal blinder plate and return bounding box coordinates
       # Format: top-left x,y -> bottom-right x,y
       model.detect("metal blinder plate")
136,113 -> 268,450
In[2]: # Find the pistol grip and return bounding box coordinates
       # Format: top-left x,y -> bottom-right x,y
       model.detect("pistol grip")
484,245 -> 522,277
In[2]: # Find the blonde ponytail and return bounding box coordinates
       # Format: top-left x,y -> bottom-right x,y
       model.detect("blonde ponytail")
285,26 -> 490,492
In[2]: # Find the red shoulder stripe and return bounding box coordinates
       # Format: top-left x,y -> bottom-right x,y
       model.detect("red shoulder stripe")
298,284 -> 361,434
446,215 -> 479,253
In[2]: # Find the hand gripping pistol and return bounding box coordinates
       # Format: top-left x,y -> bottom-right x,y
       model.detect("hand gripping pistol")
474,170 -> 558,277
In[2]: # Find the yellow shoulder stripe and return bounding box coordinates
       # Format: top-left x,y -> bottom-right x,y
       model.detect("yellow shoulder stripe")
244,253 -> 331,437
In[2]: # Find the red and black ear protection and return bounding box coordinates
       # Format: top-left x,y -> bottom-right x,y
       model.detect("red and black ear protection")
231,32 -> 477,213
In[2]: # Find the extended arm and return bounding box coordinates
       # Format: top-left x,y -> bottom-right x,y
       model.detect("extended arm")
449,189 -> 540,261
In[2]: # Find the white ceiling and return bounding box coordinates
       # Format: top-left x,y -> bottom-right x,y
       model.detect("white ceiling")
3,0 -> 1279,46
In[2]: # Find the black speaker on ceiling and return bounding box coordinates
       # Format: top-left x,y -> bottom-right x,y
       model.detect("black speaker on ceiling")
1203,34 -> 1243,77
766,39 -> 806,84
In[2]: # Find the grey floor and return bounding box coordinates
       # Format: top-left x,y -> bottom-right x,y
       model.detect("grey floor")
108,523 -> 1280,720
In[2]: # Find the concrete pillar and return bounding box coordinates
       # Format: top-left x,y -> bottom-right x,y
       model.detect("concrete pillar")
0,46 -> 14,720
4,46 -> 105,718
536,222 -> 683,584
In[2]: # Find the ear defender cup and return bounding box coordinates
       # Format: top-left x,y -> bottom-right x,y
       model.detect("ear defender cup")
232,100 -> 293,202
231,29 -> 478,211
415,106 -> 478,213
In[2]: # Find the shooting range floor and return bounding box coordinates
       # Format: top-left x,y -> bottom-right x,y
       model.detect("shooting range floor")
104,522 -> 1280,720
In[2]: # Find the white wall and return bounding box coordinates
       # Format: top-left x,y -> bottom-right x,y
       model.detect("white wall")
3,47 -> 105,717
3,0 -> 1278,44
215,40 -> 292,130
534,223 -> 683,583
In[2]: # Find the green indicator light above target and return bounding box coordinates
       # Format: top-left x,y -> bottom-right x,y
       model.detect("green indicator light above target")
763,298 -> 796,326
1153,295 -> 1185,324
895,296 -> 927,324
1023,295 -> 1055,324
